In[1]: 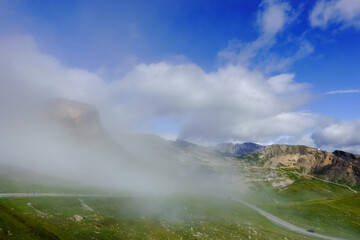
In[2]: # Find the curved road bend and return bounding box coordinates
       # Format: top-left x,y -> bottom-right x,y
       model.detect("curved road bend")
0,193 -> 346,240
232,198 -> 345,240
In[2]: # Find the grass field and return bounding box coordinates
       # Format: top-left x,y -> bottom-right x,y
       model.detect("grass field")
0,194 -> 323,240
257,193 -> 360,240
0,167 -> 359,240
245,169 -> 360,240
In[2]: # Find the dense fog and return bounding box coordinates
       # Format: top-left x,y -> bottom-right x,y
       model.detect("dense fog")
0,69 -> 241,196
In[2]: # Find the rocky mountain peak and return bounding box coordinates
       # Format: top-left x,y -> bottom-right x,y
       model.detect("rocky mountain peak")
48,98 -> 102,135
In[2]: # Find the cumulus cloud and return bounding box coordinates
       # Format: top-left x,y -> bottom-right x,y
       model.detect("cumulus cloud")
310,0 -> 360,29
268,73 -> 309,93
312,120 -> 360,153
0,35 -> 318,144
115,62 -> 316,142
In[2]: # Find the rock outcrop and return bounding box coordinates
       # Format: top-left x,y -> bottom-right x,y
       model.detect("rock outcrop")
48,98 -> 102,136
250,144 -> 360,186
73,215 -> 83,222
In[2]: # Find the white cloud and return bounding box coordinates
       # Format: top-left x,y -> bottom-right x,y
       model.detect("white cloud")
269,132 -> 317,148
268,73 -> 309,93
312,120 -> 360,153
0,35 -> 129,139
325,89 -> 360,94
4,34 -> 360,154
257,0 -> 292,36
0,35 -> 239,194
0,36 -> 106,102
228,112 -> 319,142
0,35 -> 319,144
115,62 -> 317,142
310,0 -> 360,29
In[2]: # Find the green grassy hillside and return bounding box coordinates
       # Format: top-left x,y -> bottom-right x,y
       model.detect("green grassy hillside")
0,195 -> 321,240
1,168 -> 359,239
246,171 -> 360,240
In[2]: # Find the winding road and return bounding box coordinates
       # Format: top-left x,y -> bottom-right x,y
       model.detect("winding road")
0,193 -> 346,240
232,198 -> 345,240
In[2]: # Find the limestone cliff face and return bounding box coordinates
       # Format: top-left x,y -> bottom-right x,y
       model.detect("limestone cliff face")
252,144 -> 360,186
49,98 -> 102,135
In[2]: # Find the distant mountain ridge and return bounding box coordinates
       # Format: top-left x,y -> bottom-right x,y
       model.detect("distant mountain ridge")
214,142 -> 264,156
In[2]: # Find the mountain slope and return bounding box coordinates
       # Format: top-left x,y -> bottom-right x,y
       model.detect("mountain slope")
248,144 -> 360,186
214,142 -> 264,156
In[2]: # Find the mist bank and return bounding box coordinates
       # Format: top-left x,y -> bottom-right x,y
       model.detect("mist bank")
0,36 -> 241,196
0,82 -> 244,195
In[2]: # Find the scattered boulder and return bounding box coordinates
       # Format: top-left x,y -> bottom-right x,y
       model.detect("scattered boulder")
73,215 -> 83,222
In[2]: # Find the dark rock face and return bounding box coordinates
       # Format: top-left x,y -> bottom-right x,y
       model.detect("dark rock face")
333,150 -> 360,162
314,150 -> 360,186
215,142 -> 264,156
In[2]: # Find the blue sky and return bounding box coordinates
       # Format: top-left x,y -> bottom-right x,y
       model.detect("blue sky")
1,0 -> 360,152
